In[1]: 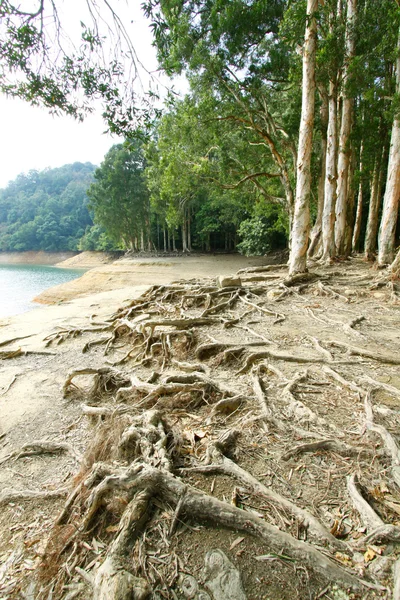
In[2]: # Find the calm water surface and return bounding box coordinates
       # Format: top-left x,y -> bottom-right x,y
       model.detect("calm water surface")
0,264 -> 85,318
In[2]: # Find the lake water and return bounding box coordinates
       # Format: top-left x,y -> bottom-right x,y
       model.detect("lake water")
0,264 -> 85,318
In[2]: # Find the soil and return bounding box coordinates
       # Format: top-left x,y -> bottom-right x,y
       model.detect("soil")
0,254 -> 399,600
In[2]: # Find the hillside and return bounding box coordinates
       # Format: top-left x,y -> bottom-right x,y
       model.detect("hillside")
0,163 -> 95,252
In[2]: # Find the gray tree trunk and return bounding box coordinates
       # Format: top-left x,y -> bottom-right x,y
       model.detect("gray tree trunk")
321,79 -> 338,262
378,27 -> 400,265
335,0 -> 357,256
288,0 -> 318,275
308,88 -> 328,258
364,149 -> 385,260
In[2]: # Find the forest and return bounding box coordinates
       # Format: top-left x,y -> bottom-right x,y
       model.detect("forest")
0,163 -> 95,252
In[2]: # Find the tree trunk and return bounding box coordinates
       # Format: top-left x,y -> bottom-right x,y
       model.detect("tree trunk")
378,27 -> 400,265
288,0 -> 318,275
352,142 -> 363,253
321,79 -> 338,262
390,247 -> 400,278
343,144 -> 356,256
163,228 -> 167,252
182,217 -> 188,252
309,88 -> 328,258
335,0 -> 357,257
364,149 -> 385,260
188,212 -> 192,252
172,231 -> 176,252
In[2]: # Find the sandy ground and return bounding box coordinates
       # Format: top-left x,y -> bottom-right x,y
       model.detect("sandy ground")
0,254 -> 270,434
35,254 -> 273,304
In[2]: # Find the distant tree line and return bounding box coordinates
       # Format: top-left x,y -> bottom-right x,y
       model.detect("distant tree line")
0,163 -> 96,252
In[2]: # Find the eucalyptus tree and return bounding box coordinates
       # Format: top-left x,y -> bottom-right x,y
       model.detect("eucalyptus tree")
378,26 -> 400,266
87,142 -> 150,250
288,0 -> 318,275
143,0 -> 301,227
0,1 -> 154,134
334,0 -> 357,256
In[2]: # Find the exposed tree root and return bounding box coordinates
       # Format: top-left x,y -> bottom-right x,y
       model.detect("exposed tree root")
84,464 -> 377,590
358,375 -> 400,397
237,264 -> 287,274
282,439 -> 373,461
0,441 -> 82,466
236,349 -> 331,374
182,443 -> 344,550
5,259 -> 400,599
347,473 -> 384,531
0,487 -> 67,505
329,341 -> 400,364
92,490 -> 152,600
63,367 -> 130,399
364,391 -> 400,488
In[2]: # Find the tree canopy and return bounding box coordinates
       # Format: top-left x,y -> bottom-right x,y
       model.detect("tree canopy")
0,162 -> 96,251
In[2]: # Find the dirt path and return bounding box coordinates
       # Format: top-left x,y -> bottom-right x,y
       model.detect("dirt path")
1,256 -> 400,599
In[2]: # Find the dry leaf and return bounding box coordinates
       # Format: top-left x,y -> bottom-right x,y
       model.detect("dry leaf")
364,547 -> 376,563
229,536 -> 245,550
335,552 -> 353,566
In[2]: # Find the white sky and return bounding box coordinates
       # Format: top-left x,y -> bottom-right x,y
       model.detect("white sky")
0,1 -> 179,189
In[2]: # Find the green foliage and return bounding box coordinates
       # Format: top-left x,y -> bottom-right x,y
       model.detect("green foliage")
0,163 -> 95,252
87,142 -> 150,249
237,204 -> 288,256
78,225 -> 117,251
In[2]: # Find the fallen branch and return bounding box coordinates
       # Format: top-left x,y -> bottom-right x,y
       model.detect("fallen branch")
0,374 -> 18,396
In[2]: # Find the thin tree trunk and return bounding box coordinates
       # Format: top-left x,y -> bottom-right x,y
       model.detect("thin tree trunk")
289,0 -> 318,275
187,211 -> 192,252
172,231 -> 176,252
364,149 -> 385,260
309,88 -> 328,258
321,78 -> 338,262
335,0 -> 357,256
343,143 -> 356,256
390,247 -> 400,277
163,228 -> 167,252
352,142 -> 363,253
378,27 -> 400,265
182,216 -> 188,252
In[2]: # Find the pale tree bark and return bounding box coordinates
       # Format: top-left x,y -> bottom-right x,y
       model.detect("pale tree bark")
308,88 -> 328,258
343,142 -> 356,255
188,211 -> 192,251
390,248 -> 400,277
288,0 -> 318,275
335,0 -> 357,256
352,141 -> 363,253
321,77 -> 338,262
364,148 -> 386,260
378,27 -> 400,265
